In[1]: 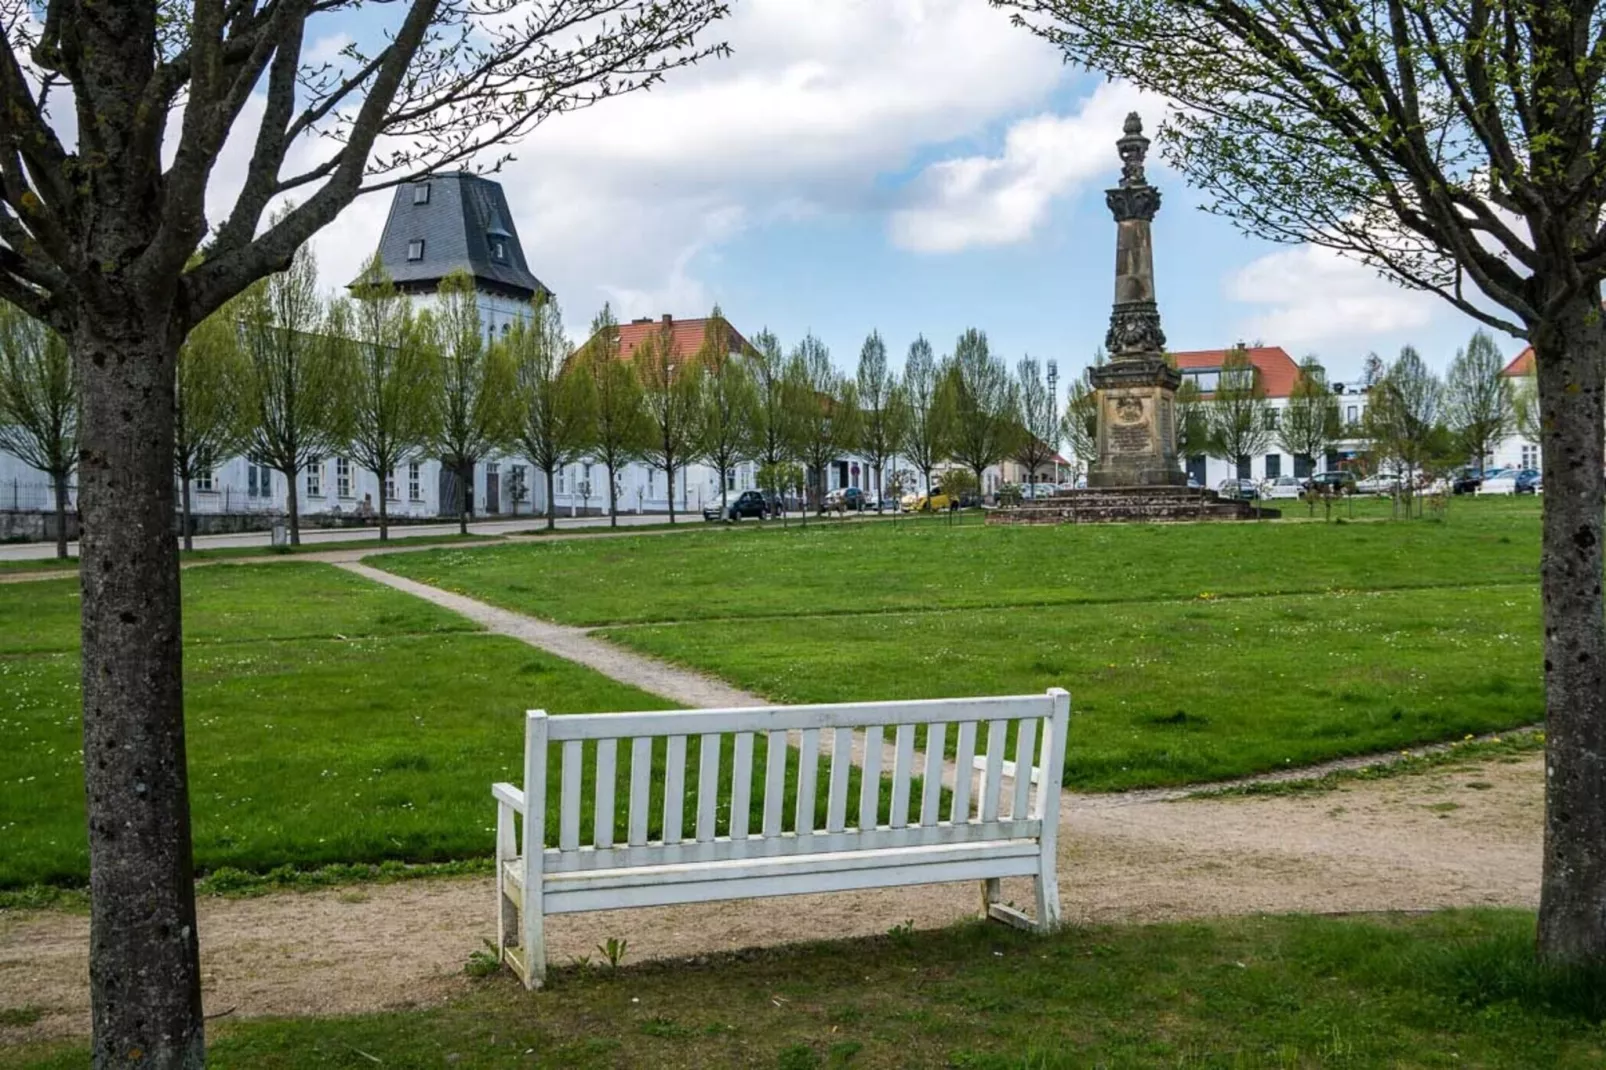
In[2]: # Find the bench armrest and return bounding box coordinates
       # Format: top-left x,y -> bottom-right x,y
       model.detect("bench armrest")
492,782 -> 526,813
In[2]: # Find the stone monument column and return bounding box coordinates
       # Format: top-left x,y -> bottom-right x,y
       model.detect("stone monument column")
1087,113 -> 1187,488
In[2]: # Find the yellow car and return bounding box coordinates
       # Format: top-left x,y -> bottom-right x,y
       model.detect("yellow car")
910,490 -> 954,512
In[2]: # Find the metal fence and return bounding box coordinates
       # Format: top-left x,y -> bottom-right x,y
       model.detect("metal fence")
0,479 -> 76,512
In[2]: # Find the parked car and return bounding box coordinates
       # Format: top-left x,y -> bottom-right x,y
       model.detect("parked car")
1186,475 -> 1202,490
1303,470 -> 1358,495
1479,468 -> 1541,496
1262,475 -> 1305,500
1057,481 -> 1081,494
909,490 -> 954,512
820,486 -> 868,513
1355,473 -> 1402,495
1451,467 -> 1487,495
703,488 -> 781,522
1217,478 -> 1261,500
1030,482 -> 1060,500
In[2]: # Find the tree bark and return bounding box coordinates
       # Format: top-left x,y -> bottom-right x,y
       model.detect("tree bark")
179,476 -> 193,554
285,470 -> 302,547
607,464 -> 618,527
75,324 -> 205,1070
545,466 -> 557,530
378,489 -> 389,542
1535,286 -> 1606,966
55,471 -> 72,560
458,460 -> 471,537
667,463 -> 677,524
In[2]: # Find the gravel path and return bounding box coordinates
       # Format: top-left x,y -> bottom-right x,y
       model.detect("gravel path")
0,750 -> 1543,1041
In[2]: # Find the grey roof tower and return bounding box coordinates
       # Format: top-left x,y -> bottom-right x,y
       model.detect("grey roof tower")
357,172 -> 550,300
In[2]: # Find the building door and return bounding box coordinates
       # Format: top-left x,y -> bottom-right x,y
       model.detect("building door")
1293,453 -> 1313,478
1186,455 -> 1207,486
486,463 -> 501,514
1236,455 -> 1252,480
438,466 -> 461,518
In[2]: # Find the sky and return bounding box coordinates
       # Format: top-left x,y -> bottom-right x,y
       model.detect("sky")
285,0 -> 1511,385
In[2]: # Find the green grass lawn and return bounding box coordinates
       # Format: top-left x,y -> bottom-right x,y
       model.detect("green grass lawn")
10,910 -> 1604,1068
373,496 -> 1540,626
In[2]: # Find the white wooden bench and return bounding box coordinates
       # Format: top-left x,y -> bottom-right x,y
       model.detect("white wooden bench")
492,690 -> 1069,987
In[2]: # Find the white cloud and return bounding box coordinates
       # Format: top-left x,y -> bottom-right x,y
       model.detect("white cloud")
888,80 -> 1153,253
1226,244 -> 1442,347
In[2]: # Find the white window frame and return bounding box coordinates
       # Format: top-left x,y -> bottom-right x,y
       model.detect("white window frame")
336,456 -> 352,498
407,239 -> 425,261
408,462 -> 422,502
306,459 -> 322,498
195,469 -> 215,493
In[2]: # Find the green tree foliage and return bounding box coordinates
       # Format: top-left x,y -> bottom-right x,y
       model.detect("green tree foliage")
856,330 -> 907,511
756,459 -> 804,526
696,306 -> 758,514
337,256 -> 440,541
1278,358 -> 1341,480
901,335 -> 949,494
174,303 -> 253,551
1061,371 -> 1099,476
1364,346 -> 1445,515
0,302 -> 75,559
1445,330 -> 1513,474
427,270 -> 516,536
994,0 -> 1606,962
747,328 -> 791,469
1172,377 -> 1209,471
510,293 -> 592,531
240,244 -> 349,546
1209,346 -> 1271,480
1011,356 -> 1060,487
942,328 -> 1016,496
636,320 -> 704,523
784,333 -> 859,514
582,305 -> 651,527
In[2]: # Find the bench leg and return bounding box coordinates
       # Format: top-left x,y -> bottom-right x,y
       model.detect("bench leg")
1034,862 -> 1061,933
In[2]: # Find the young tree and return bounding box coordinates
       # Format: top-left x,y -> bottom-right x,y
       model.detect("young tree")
1208,346 -> 1272,482
757,460 -> 804,528
784,334 -> 860,513
510,294 -> 592,531
636,320 -> 704,524
855,330 -> 907,511
240,244 -> 348,548
338,257 -> 439,541
429,271 -> 515,536
1172,377 -> 1210,473
1365,346 -> 1445,516
0,304 -> 75,559
901,335 -> 950,495
695,306 -> 757,515
1278,358 -> 1341,480
0,4 -> 731,1058
1061,372 -> 1099,475
996,0 -> 1606,963
173,305 -> 253,551
1010,356 -> 1060,490
1445,330 -> 1514,475
748,328 -> 792,470
1513,376 -> 1542,445
583,305 -> 650,527
942,328 -> 1016,497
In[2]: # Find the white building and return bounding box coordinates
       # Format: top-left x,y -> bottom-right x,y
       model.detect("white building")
1491,347 -> 1541,472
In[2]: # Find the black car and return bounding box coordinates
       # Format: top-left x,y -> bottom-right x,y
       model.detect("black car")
704,489 -> 781,522
1451,467 -> 1485,495
1303,470 -> 1358,495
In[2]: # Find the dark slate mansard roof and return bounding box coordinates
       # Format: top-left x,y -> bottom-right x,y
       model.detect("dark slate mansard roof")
355,172 -> 551,300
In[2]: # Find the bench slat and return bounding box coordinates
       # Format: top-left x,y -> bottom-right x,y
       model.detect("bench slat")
1012,717 -> 1039,820
664,735 -> 687,844
951,721 -> 976,823
629,737 -> 652,846
859,724 -> 883,830
559,740 -> 583,851
594,739 -> 617,849
920,723 -> 946,827
730,732 -> 753,841
796,728 -> 820,837
763,730 -> 786,837
544,695 -> 1055,742
826,726 -> 852,833
697,733 -> 720,842
890,724 -> 915,829
980,720 -> 1008,822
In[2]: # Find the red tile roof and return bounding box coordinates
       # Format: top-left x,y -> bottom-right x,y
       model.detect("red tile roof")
1169,346 -> 1302,398
580,314 -> 757,364
1501,347 -> 1534,377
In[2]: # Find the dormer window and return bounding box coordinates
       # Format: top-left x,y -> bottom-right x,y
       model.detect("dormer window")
490,237 -> 507,261
407,239 -> 424,261
413,183 -> 430,205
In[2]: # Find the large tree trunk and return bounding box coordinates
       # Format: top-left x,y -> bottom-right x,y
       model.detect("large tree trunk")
179,475 -> 193,554
1535,286 -> 1606,966
545,465 -> 557,531
75,324 -> 205,1069
55,471 -> 72,559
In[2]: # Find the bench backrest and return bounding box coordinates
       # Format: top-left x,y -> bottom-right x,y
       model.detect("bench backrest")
520,690 -> 1069,876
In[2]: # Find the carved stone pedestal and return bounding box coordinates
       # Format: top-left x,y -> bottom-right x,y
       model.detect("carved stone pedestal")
1087,356 -> 1187,488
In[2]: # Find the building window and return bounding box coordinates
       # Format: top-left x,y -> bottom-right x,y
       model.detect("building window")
413,183 -> 430,205
557,466 -> 566,495
306,458 -> 322,498
1521,444 -> 1539,469
385,468 -> 397,501
195,469 -> 215,492
490,238 -> 507,261
407,239 -> 424,261
1264,409 -> 1279,430
1265,454 -> 1281,479
336,456 -> 352,498
1184,369 -> 1220,392
408,462 -> 422,501
248,464 -> 271,498
1346,404 -> 1358,424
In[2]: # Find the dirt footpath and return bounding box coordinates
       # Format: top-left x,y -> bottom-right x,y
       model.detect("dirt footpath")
0,751 -> 1541,1042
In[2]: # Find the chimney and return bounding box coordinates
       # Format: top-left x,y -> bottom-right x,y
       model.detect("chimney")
631,316 -> 652,325
662,313 -> 673,326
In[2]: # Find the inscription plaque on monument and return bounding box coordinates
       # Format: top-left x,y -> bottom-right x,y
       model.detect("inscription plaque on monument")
1107,396 -> 1151,454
